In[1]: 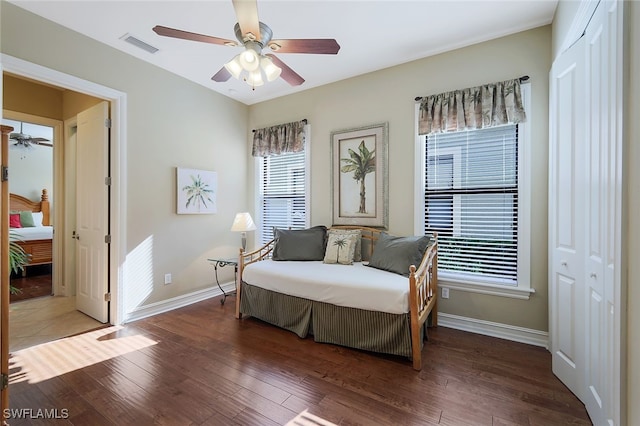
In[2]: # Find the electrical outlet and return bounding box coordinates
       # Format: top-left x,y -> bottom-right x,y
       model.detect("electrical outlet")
442,287 -> 450,299
164,273 -> 172,285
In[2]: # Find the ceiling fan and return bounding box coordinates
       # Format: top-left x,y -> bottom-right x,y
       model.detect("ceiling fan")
9,123 -> 52,148
152,0 -> 340,88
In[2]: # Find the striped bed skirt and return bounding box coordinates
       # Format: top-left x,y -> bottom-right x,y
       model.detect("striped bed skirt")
240,282 -> 425,359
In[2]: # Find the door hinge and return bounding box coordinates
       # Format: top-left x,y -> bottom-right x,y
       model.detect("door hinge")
1,373 -> 8,389
105,176 -> 112,186
105,234 -> 111,244
1,166 -> 8,182
104,293 -> 111,302
105,118 -> 112,128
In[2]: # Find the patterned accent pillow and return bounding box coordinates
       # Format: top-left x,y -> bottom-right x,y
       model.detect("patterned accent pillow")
328,228 -> 362,262
323,233 -> 358,265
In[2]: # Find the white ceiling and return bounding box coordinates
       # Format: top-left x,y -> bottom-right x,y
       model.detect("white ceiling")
8,0 -> 558,106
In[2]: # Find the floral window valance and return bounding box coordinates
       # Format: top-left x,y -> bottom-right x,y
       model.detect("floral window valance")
417,78 -> 526,135
252,119 -> 307,157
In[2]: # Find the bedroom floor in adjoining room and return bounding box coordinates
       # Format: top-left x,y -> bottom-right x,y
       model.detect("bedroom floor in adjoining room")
10,265 -> 53,303
9,294 -> 105,353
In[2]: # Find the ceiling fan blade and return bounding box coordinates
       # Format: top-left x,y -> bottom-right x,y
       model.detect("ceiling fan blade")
35,142 -> 53,147
266,54 -> 305,86
268,39 -> 340,55
153,25 -> 237,46
212,67 -> 232,82
232,0 -> 261,42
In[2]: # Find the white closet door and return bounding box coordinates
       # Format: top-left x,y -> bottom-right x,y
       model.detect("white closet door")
549,34 -> 586,401
583,1 -> 622,424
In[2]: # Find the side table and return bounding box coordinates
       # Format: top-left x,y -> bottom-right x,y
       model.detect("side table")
207,257 -> 238,305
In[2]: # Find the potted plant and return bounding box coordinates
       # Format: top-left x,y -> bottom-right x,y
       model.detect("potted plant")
9,230 -> 29,295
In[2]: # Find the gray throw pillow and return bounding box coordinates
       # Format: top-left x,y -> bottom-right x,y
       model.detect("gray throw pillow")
367,233 -> 431,276
272,226 -> 327,261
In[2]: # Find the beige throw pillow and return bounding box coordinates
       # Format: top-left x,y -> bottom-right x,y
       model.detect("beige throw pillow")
327,229 -> 362,262
323,233 -> 358,265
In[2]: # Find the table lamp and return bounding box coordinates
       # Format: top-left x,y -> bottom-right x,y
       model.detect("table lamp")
230,212 -> 257,251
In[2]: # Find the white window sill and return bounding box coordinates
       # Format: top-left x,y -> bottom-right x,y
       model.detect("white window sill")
438,275 -> 535,300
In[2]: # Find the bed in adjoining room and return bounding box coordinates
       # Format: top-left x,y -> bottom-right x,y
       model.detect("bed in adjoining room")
9,189 -> 53,275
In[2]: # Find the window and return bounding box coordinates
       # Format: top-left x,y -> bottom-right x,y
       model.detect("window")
257,150 -> 309,244
415,85 -> 531,298
426,125 -> 518,283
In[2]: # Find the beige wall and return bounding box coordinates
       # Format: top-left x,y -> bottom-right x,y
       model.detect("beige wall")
1,1 -> 250,310
249,26 -> 552,332
3,74 -> 62,119
552,1 -> 637,423
62,90 -> 103,121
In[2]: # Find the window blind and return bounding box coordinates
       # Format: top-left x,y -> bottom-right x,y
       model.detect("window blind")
259,151 -> 306,244
425,125 -> 518,284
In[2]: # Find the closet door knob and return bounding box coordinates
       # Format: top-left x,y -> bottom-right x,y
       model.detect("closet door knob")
590,272 -> 597,278
561,261 -> 567,267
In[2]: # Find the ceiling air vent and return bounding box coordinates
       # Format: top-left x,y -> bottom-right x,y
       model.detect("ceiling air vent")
120,33 -> 159,54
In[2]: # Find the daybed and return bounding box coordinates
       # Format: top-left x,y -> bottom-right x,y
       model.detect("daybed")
9,189 -> 53,275
235,225 -> 438,370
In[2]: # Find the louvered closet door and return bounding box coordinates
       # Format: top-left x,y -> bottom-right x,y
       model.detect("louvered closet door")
549,34 -> 586,401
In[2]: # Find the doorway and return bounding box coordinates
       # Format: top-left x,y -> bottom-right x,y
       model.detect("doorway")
1,53 -> 127,333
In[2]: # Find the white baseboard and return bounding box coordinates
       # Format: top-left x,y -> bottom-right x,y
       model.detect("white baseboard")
437,312 -> 549,349
123,281 -> 236,323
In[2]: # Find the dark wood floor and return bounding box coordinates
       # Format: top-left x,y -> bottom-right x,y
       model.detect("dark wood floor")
10,266 -> 52,303
7,296 -> 591,425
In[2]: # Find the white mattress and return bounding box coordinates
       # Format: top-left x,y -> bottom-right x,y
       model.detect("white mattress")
242,260 -> 410,314
11,226 -> 53,241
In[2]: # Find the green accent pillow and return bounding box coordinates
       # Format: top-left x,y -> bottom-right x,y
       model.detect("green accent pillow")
367,233 -> 431,277
272,226 -> 327,261
19,211 -> 35,227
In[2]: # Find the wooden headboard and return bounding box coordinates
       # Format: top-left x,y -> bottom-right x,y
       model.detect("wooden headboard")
9,189 -> 50,226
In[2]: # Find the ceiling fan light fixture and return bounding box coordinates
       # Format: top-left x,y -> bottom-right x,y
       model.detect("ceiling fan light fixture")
239,47 -> 260,71
224,55 -> 243,79
260,56 -> 281,82
246,70 -> 264,87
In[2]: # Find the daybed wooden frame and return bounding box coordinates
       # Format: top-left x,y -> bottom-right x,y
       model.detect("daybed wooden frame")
9,189 -> 52,272
235,225 -> 438,370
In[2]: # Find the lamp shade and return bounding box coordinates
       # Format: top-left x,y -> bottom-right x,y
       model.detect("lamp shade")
230,212 -> 257,232
245,70 -> 264,87
238,49 -> 260,72
223,55 -> 243,79
260,56 -> 282,82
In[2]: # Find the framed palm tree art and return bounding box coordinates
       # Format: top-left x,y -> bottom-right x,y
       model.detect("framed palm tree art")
176,167 -> 217,214
331,122 -> 388,228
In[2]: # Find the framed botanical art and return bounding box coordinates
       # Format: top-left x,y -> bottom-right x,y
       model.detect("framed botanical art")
331,122 -> 388,228
176,167 -> 217,214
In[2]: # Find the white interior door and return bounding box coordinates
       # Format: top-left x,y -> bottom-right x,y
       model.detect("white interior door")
75,101 -> 109,323
549,35 -> 586,401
